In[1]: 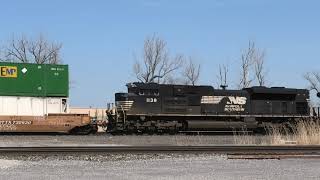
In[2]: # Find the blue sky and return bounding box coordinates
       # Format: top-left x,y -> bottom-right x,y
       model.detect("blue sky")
0,0 -> 319,107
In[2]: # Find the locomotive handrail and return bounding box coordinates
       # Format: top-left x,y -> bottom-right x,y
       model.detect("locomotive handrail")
120,104 -> 126,125
125,113 -> 310,118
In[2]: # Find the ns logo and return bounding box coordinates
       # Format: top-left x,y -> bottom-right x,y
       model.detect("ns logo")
225,96 -> 247,112
0,66 -> 17,78
226,96 -> 247,105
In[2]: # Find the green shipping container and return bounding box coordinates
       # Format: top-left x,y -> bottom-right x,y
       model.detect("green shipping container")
0,62 -> 69,97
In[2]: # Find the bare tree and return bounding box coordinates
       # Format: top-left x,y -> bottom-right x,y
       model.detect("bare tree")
304,72 -> 320,97
217,63 -> 229,89
134,34 -> 183,83
28,35 -> 62,64
238,41 -> 267,89
238,41 -> 255,89
0,48 -> 5,62
253,48 -> 267,86
4,36 -> 29,63
162,75 -> 182,84
1,35 -> 62,64
182,57 -> 201,86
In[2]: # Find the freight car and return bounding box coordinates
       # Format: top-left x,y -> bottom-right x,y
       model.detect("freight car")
107,82 -> 310,134
0,62 -> 97,134
0,114 -> 95,134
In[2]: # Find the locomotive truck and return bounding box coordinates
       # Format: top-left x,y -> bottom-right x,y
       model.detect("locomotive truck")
108,82 -> 311,134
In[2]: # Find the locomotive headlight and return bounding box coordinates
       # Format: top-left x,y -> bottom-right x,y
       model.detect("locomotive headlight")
146,98 -> 157,103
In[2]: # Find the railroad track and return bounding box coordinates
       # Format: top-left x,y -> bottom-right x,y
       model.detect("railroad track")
0,145 -> 320,154
1,145 -> 320,159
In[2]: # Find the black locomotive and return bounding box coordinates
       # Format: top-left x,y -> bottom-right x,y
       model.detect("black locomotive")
108,82 -> 310,134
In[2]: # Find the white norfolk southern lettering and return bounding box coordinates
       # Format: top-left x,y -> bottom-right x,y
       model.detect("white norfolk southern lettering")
226,97 -> 247,105
225,96 -> 247,112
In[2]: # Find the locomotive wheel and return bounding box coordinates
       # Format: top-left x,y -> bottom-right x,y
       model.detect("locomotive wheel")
147,126 -> 156,135
168,127 -> 176,135
110,131 -> 122,136
125,127 -> 135,135
124,130 -> 132,135
135,130 -> 144,135
156,129 -> 164,135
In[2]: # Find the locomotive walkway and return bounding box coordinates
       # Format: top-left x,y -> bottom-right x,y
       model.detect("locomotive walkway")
1,145 -> 320,159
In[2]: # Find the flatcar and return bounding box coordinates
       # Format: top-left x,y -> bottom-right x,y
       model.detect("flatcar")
107,82 -> 310,134
0,114 -> 97,134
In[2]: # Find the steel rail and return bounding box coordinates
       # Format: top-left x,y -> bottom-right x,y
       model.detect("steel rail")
0,145 -> 320,154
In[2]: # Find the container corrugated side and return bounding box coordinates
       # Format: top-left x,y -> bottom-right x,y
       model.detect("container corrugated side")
0,96 -> 68,116
0,62 -> 69,97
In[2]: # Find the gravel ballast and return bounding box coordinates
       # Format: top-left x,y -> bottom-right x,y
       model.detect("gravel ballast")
0,154 -> 319,180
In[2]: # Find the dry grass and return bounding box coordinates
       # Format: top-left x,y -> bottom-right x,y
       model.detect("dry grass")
233,128 -> 257,145
233,119 -> 320,145
233,135 -> 257,145
293,120 -> 320,145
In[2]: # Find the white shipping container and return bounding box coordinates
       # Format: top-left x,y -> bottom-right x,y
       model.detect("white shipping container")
0,96 -> 68,116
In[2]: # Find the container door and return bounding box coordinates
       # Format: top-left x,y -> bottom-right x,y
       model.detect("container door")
44,65 -> 69,97
31,97 -> 45,116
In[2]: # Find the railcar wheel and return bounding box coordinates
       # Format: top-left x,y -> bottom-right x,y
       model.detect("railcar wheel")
70,125 -> 96,135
